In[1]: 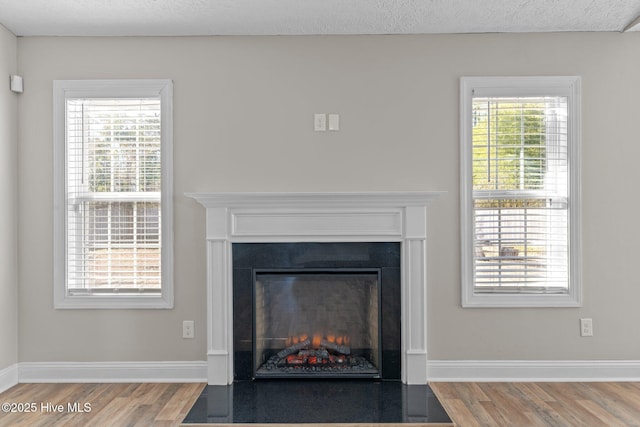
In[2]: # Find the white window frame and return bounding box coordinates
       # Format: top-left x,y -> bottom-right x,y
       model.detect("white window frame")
460,76 -> 582,308
53,79 -> 174,309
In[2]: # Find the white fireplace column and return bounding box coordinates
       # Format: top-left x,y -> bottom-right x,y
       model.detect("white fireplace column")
186,192 -> 443,385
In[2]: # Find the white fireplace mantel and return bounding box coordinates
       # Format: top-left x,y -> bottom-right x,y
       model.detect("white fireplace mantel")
186,191 -> 443,385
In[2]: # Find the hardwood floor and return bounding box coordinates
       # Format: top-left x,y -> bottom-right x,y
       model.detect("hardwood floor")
0,382 -> 205,427
1,382 -> 639,426
430,382 -> 640,427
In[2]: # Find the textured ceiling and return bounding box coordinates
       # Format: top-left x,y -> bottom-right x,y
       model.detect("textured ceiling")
1,0 -> 640,36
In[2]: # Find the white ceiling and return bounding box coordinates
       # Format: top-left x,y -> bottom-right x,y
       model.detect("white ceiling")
1,0 -> 640,37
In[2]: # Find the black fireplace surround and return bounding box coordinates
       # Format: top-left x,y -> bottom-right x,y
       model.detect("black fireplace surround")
233,242 -> 401,380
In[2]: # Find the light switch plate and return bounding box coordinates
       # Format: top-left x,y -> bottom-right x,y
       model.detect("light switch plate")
328,114 -> 339,131
314,113 -> 326,131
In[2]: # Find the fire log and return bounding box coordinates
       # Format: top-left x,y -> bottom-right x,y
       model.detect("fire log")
276,338 -> 311,359
320,339 -> 351,355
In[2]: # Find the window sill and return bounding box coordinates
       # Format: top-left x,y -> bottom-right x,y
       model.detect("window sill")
462,292 -> 582,308
54,294 -> 173,309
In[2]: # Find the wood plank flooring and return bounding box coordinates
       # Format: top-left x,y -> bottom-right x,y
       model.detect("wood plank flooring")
0,382 -> 205,427
1,382 -> 639,426
430,382 -> 640,427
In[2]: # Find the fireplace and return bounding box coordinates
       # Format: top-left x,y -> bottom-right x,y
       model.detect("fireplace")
254,270 -> 381,378
233,242 -> 401,380
186,192 -> 443,385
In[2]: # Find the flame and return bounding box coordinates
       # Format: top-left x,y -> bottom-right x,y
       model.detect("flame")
312,334 -> 322,348
285,333 -> 350,349
335,335 -> 350,346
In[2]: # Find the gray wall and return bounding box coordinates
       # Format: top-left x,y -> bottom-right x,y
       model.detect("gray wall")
0,24 -> 18,371
16,33 -> 640,363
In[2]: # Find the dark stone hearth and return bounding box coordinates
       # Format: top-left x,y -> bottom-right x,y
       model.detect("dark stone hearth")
182,380 -> 452,424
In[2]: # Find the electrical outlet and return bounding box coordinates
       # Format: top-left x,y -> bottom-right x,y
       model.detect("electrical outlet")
580,318 -> 593,337
183,320 -> 194,339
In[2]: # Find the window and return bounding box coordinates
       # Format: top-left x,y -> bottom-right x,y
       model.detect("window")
460,76 -> 581,307
53,80 -> 173,308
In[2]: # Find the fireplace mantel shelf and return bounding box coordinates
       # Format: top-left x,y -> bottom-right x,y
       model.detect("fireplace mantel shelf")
186,191 -> 445,209
186,191 -> 444,385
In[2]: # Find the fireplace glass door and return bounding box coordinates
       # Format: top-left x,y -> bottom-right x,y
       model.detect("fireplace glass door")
253,269 -> 381,379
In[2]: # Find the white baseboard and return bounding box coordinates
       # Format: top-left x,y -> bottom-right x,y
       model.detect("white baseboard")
9,360 -> 640,384
0,364 -> 19,393
428,360 -> 640,382
18,361 -> 208,383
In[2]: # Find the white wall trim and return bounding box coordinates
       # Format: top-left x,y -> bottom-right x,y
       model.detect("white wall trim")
428,360 -> 640,382
0,364 -> 19,393
7,360 -> 640,384
17,361 -> 207,383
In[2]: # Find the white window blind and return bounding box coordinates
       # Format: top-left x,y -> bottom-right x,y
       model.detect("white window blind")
66,98 -> 162,294
460,76 -> 581,308
54,79 -> 173,309
472,96 -> 568,292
